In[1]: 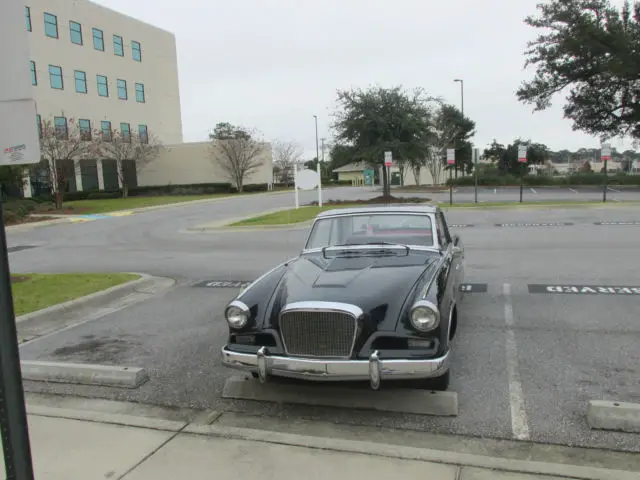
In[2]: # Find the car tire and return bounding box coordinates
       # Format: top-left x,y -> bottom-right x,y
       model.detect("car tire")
419,370 -> 450,391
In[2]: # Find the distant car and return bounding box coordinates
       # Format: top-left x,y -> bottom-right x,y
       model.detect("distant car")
221,204 -> 464,391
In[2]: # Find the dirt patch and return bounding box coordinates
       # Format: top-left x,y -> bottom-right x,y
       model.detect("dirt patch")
52,335 -> 143,364
34,204 -> 91,215
10,275 -> 31,283
308,195 -> 431,206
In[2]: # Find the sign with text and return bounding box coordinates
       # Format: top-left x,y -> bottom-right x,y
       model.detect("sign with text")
384,151 -> 392,167
601,144 -> 612,162
528,284 -> 640,295
518,146 -> 528,163
446,149 -> 455,165
1,0 -> 41,165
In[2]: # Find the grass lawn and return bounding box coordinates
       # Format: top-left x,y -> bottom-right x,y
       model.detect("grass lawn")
230,205 -> 358,226
57,194 -> 236,214
10,273 -> 140,316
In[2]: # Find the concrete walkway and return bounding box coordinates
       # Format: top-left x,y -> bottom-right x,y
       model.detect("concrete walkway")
2,400 -> 638,480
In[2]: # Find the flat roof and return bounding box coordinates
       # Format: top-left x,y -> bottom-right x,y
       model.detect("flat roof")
316,204 -> 440,218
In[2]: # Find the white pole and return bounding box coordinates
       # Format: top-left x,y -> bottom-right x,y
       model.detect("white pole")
317,163 -> 323,207
294,163 -> 299,209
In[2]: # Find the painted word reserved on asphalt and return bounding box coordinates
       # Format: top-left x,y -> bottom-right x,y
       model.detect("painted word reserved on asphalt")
529,284 -> 640,295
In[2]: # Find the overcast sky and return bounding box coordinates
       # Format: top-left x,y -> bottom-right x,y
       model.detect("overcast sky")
94,0 -> 633,159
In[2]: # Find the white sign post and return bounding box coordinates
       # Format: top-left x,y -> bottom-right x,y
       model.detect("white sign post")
518,145 -> 528,203
294,167 -> 320,208
0,0 -> 39,477
384,151 -> 392,194
446,149 -> 455,205
601,143 -> 612,202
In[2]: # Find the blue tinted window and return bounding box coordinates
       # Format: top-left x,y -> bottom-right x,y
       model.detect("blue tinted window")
79,119 -> 92,140
97,75 -> 108,97
131,41 -> 142,61
30,61 -> 37,86
74,70 -> 87,93
44,12 -> 58,38
36,114 -> 42,137
138,124 -> 148,143
113,35 -> 124,56
70,21 -> 82,45
117,79 -> 127,100
26,7 -> 32,32
135,83 -> 145,103
101,120 -> 112,141
92,28 -> 104,51
48,65 -> 63,89
120,123 -> 131,141
54,116 -> 67,137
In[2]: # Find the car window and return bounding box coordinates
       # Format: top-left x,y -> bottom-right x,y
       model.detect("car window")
438,213 -> 452,246
436,213 -> 449,248
305,213 -> 434,248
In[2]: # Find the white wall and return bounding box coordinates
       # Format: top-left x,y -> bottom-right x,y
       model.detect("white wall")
138,141 -> 274,187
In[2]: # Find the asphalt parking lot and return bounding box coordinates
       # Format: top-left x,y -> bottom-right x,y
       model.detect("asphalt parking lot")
7,187 -> 640,454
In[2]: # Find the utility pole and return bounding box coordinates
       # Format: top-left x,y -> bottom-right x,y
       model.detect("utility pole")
453,79 -> 464,180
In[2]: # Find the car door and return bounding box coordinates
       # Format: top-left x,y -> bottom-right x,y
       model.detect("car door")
436,212 -> 462,307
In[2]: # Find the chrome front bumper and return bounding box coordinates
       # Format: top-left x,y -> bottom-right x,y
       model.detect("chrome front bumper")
221,346 -> 450,390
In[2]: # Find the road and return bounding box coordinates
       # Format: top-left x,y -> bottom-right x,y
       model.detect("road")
7,187 -> 640,453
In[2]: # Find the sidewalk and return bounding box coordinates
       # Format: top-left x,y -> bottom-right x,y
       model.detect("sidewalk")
2,399 -> 638,480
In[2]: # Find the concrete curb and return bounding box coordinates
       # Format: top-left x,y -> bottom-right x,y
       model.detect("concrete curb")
6,217 -> 82,231
22,403 -> 640,480
184,206 -> 305,232
16,274 -> 176,344
20,361 -> 149,388
16,273 -> 152,324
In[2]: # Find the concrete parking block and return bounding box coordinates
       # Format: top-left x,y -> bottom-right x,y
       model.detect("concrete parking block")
460,467 -> 567,479
587,400 -> 640,433
20,360 -> 149,388
222,375 -> 458,416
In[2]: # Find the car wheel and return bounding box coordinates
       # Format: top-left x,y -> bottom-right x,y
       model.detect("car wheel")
419,370 -> 450,391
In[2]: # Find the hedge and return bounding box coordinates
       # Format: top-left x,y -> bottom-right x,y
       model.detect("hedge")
2,199 -> 39,225
447,173 -> 640,187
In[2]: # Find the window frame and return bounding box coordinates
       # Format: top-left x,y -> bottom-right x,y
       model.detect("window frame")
101,120 -> 112,141
30,61 -> 37,86
48,65 -> 63,90
54,116 -> 68,139
131,40 -> 142,61
116,79 -> 128,100
74,70 -> 87,94
44,12 -> 58,38
96,75 -> 109,97
113,34 -> 124,56
69,20 -> 83,45
79,119 -> 92,141
36,114 -> 42,138
135,83 -> 145,103
26,6 -> 32,32
138,124 -> 148,144
92,27 -> 104,51
120,122 -> 131,142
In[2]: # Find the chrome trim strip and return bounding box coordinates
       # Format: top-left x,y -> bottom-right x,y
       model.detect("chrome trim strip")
279,301 -> 362,359
226,299 -> 250,314
302,245 -> 440,255
369,350 -> 381,390
221,347 -> 451,383
446,301 -> 456,344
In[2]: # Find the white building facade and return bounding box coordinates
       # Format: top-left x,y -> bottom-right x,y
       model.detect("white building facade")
23,0 -> 182,196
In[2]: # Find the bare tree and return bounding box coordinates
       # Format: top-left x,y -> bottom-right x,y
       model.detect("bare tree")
97,128 -> 163,197
37,117 -> 99,209
422,103 -> 460,186
272,140 -> 303,185
209,122 -> 265,192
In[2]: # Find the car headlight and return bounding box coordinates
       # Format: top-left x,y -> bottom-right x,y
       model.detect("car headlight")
225,300 -> 250,329
409,300 -> 440,332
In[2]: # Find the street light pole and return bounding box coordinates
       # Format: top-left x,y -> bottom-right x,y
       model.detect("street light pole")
454,78 -> 464,180
313,115 -> 322,206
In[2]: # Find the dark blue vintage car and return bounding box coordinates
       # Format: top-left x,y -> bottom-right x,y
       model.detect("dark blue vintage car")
221,204 -> 465,391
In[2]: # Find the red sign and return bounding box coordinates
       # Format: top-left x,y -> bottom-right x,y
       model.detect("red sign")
518,146 -> 528,163
384,151 -> 392,167
384,160 -> 392,167
446,149 -> 455,165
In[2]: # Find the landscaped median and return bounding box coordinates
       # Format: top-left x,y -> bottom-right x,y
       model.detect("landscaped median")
10,272 -> 141,316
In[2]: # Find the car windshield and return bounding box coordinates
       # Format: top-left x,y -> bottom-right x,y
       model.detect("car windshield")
305,213 -> 434,250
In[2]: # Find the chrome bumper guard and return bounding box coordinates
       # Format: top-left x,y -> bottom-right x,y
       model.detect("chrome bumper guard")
221,346 -> 450,390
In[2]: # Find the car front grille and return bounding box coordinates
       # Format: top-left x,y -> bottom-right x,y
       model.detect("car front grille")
279,309 -> 357,358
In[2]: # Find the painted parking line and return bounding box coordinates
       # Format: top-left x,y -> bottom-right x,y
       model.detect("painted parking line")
449,224 -> 474,228
607,186 -> 621,193
503,283 -> 530,441
594,221 -> 640,226
495,222 -> 573,228
194,280 -> 251,288
529,188 -> 537,194
528,284 -> 640,295
568,188 -> 578,194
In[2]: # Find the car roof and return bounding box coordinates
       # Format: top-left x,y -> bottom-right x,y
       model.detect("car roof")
316,203 -> 440,218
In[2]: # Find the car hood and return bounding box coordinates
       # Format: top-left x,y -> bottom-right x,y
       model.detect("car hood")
266,250 -> 440,331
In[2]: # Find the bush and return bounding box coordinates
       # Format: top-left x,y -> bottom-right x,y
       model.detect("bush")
448,172 -> 640,187
233,183 -> 269,193
2,199 -> 38,224
128,183 -> 234,196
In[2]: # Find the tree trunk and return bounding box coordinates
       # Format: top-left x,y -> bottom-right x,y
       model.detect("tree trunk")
55,190 -> 63,210
122,183 -> 129,198
382,165 -> 390,197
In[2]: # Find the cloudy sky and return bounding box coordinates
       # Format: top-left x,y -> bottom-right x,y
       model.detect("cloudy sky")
93,0 -> 632,159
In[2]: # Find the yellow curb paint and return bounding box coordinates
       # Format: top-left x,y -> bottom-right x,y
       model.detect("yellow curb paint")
107,211 -> 134,217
